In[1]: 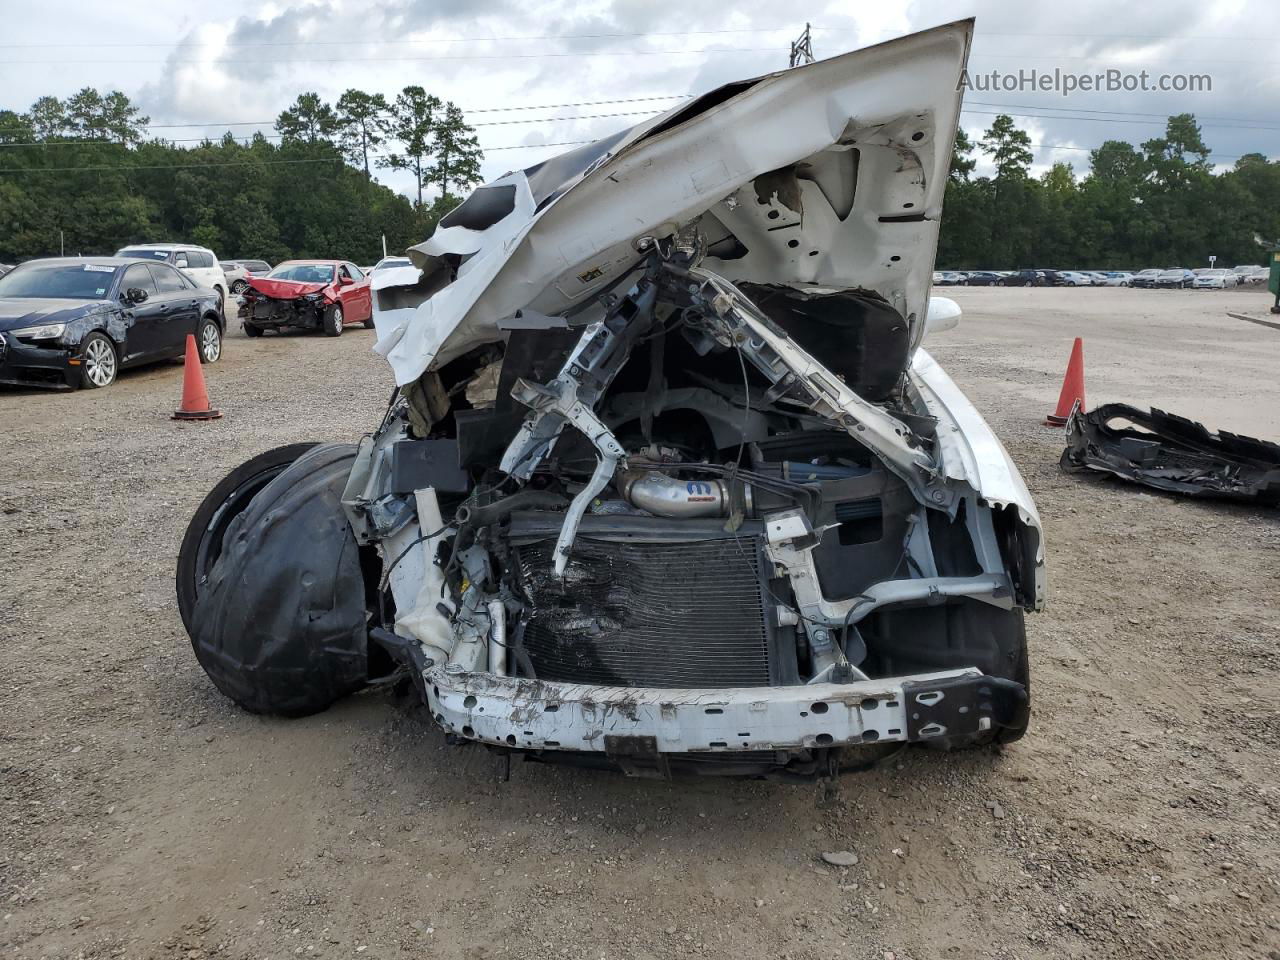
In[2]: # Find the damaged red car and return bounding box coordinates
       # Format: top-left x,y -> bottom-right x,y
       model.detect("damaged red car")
241,260 -> 373,338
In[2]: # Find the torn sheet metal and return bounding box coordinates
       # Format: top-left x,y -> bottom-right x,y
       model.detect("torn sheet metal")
1061,403 -> 1280,503
371,19 -> 975,386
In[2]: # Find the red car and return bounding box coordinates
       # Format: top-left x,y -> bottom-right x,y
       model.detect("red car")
241,260 -> 373,337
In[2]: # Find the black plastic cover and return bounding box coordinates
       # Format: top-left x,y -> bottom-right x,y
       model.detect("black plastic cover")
187,444 -> 370,716
389,438 -> 470,494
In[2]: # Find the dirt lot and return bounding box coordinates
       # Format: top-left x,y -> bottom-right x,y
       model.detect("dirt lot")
2,286 -> 1278,960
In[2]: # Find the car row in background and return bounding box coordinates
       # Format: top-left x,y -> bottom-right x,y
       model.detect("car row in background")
0,257 -> 224,390
934,266 -> 1269,288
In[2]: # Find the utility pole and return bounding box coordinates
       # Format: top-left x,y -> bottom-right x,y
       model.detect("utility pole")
789,23 -> 814,68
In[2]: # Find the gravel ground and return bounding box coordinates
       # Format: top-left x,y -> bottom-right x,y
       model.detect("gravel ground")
2,287 -> 1278,960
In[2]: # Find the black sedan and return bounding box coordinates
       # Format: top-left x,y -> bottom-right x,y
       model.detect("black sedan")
0,257 -> 224,390
964,271 -> 1006,286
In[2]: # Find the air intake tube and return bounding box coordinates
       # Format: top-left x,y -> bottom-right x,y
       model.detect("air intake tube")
619,469 -> 753,518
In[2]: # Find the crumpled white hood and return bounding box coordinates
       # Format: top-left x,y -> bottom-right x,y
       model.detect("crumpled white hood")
371,19 -> 973,387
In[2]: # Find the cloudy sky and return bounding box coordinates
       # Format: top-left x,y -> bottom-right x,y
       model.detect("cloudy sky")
2,0 -> 1276,201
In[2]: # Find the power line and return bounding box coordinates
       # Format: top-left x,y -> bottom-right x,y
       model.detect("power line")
0,27 -> 805,49
0,96 -> 689,134
0,109 -> 667,148
0,157 -> 341,173
0,47 -> 781,66
0,26 -> 1275,50
961,108 -> 1280,134
965,100 -> 1280,127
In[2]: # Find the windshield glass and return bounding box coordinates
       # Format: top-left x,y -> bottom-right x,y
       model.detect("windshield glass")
116,248 -> 172,261
268,263 -> 334,283
0,262 -> 118,299
374,257 -> 412,270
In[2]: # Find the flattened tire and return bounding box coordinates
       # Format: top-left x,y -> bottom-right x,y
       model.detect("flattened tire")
186,443 -> 368,717
175,442 -> 320,634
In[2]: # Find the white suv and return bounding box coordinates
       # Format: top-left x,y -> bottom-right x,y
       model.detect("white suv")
114,243 -> 227,314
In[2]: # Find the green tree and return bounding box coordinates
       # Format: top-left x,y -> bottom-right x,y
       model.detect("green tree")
336,89 -> 391,179
981,114 -> 1033,180
381,85 -> 442,207
428,101 -> 484,200
26,96 -> 67,139
275,92 -> 339,145
948,128 -> 976,183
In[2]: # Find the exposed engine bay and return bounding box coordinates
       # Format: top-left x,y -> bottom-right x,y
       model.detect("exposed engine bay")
180,19 -> 1046,779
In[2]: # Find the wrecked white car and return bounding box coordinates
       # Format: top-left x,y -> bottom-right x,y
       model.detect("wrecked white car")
177,20 -> 1044,780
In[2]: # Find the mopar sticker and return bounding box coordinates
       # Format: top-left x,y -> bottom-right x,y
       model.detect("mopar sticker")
685,481 -> 716,502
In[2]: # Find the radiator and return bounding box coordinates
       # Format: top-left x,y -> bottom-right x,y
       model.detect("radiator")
513,535 -> 775,688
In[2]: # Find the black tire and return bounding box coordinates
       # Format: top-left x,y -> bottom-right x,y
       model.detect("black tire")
243,322 -> 264,338
197,317 -> 222,364
231,279 -> 248,294
185,443 -> 369,717
323,304 -> 344,337
79,331 -> 118,389
176,443 -> 320,634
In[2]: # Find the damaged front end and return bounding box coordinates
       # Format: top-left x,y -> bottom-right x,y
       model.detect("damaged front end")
181,19 -> 1045,780
241,287 -> 329,333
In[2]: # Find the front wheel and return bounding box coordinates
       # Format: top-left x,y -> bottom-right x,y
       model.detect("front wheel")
80,332 -> 118,389
197,318 -> 222,364
231,279 -> 248,295
323,304 -> 344,337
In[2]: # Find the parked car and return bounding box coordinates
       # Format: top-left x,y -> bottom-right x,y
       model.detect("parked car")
1099,271 -> 1134,287
114,244 -> 228,315
1156,269 -> 1196,288
220,261 -> 252,295
1231,264 -> 1261,279
1130,269 -> 1165,288
1241,266 -> 1270,285
1055,271 -> 1092,286
1002,269 -> 1043,287
371,256 -> 413,275
1192,269 -> 1237,289
176,21 -> 1044,781
241,260 -> 373,337
964,271 -> 1005,286
0,257 -> 223,390
933,271 -> 968,285
230,259 -> 272,276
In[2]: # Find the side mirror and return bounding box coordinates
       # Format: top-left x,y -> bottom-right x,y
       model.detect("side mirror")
924,296 -> 961,336
175,259 -> 189,269
337,274 -> 353,285
125,287 -> 149,304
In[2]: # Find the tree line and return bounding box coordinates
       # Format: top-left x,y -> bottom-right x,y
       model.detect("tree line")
1,87 -> 1276,271
0,86 -> 484,265
940,113 -> 1280,269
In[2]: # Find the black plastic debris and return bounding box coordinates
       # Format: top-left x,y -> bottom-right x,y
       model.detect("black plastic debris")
1061,403 -> 1280,503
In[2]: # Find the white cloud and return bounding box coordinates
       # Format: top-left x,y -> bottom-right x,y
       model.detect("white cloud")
0,0 -> 1274,202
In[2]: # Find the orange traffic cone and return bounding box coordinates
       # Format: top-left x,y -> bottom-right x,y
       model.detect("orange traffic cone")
1045,337 -> 1085,427
172,334 -> 222,421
